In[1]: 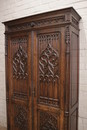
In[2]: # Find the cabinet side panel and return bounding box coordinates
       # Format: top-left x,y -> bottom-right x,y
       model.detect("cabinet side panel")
70,109 -> 78,130
70,28 -> 79,130
70,32 -> 78,108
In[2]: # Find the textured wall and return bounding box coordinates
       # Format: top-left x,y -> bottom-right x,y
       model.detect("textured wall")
0,0 -> 87,129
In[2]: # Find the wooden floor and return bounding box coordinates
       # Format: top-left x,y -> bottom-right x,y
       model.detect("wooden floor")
0,126 -> 6,130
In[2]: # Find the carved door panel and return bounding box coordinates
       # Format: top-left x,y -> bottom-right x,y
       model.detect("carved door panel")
33,28 -> 65,130
8,32 -> 32,130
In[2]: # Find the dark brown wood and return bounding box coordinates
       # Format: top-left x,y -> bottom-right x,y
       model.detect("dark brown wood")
4,7 -> 81,130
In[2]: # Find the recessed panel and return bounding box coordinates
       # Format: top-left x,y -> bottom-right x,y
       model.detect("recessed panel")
37,32 -> 61,107
71,32 -> 78,107
70,109 -> 78,130
11,36 -> 29,98
38,110 -> 59,130
12,103 -> 29,130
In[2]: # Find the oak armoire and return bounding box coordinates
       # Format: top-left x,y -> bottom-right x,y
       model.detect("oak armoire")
3,7 -> 81,130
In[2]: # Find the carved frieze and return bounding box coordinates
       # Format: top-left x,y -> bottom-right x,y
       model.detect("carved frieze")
8,15 -> 65,32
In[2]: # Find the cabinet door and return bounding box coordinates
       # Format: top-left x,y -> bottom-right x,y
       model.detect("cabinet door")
33,28 -> 65,130
7,32 -> 32,130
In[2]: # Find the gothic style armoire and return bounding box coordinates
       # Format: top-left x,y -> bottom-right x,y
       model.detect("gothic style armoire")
4,7 -> 81,130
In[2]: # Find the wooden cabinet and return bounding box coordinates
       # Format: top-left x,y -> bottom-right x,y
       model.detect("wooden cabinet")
3,7 -> 81,130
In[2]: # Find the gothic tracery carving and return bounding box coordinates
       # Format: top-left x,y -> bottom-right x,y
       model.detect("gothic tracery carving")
40,111 -> 58,130
13,45 -> 28,79
39,34 -> 59,82
14,105 -> 28,130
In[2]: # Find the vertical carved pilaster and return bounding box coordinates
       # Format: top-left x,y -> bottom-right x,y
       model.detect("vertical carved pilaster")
5,34 -> 9,99
65,26 -> 70,54
5,34 -> 10,130
5,34 -> 8,56
64,26 -> 70,130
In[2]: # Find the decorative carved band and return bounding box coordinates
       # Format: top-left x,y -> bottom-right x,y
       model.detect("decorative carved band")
11,37 -> 28,44
39,96 -> 59,106
13,92 -> 27,100
8,15 -> 65,32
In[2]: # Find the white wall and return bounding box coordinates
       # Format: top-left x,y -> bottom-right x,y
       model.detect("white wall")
0,0 -> 87,129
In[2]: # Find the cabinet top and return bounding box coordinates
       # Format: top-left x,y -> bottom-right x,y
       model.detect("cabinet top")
3,7 -> 81,33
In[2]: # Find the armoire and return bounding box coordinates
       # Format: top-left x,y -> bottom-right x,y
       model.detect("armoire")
3,7 -> 81,130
